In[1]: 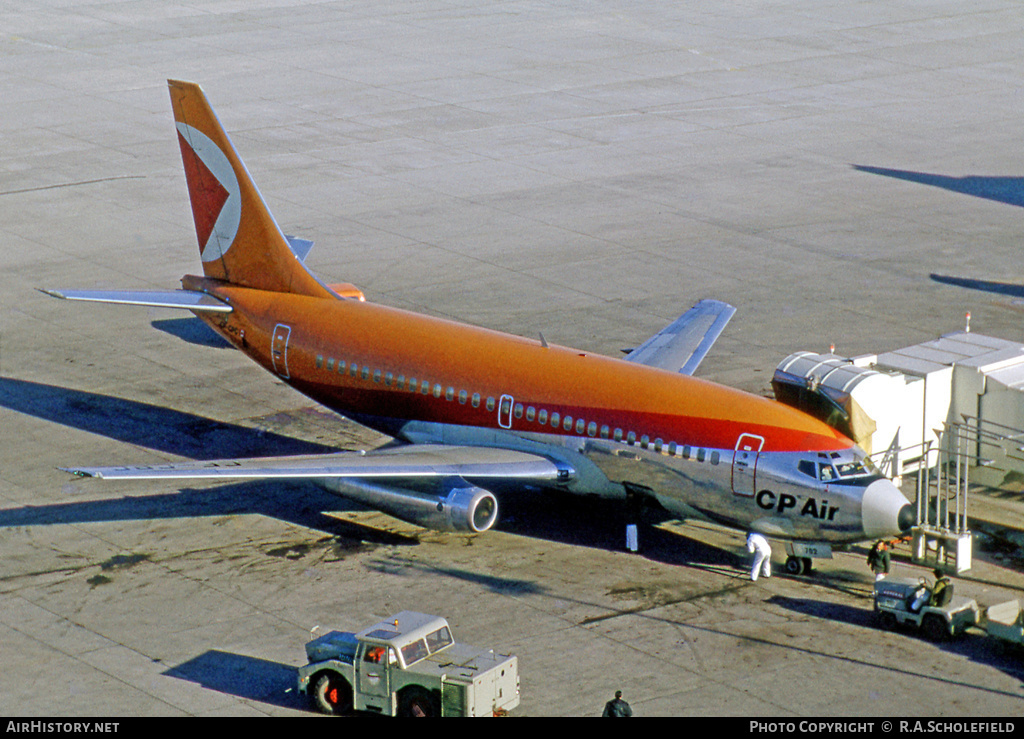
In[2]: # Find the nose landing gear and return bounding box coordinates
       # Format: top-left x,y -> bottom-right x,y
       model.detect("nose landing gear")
785,556 -> 813,576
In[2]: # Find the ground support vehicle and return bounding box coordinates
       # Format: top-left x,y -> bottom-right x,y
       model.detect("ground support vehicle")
297,611 -> 519,716
873,577 -> 979,641
982,599 -> 1024,649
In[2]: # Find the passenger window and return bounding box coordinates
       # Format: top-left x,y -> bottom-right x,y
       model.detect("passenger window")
696,448 -> 706,463
316,355 -> 324,369
385,371 -> 393,386
514,403 -> 523,418
710,451 -> 720,465
575,418 -> 585,434
338,360 -> 346,374
563,416 -> 573,431
362,367 -> 370,381
640,435 -> 650,449
588,422 -> 598,437
433,384 -> 443,398
526,406 -> 536,422
550,412 -> 560,427
486,397 -> 496,411
445,387 -> 455,401
538,409 -> 547,424
472,393 -> 481,408
350,363 -> 358,377
627,431 -> 636,445
374,369 -> 382,383
614,428 -> 623,442
600,425 -> 610,439
327,358 -> 335,371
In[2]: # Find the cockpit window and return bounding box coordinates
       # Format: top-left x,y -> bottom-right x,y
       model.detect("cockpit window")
818,463 -> 837,481
798,460 -> 817,479
836,461 -> 869,477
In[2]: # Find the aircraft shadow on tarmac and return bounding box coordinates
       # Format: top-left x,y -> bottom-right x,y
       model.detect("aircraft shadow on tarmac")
163,650 -> 308,712
856,165 -> 1024,300
853,165 -> 1024,209
151,317 -> 232,349
0,378 -> 741,570
770,594 -> 1024,687
494,486 -> 743,570
0,377 -> 336,460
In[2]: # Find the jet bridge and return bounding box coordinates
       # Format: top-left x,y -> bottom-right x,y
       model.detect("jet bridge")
773,330 -> 1024,574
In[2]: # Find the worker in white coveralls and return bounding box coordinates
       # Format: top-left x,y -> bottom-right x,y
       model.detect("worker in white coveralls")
746,532 -> 772,581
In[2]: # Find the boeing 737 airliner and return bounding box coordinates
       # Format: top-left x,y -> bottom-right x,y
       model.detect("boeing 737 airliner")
45,80 -> 914,575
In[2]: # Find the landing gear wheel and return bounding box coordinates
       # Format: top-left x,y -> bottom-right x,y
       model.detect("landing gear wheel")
399,686 -> 440,717
785,556 -> 806,576
313,673 -> 353,715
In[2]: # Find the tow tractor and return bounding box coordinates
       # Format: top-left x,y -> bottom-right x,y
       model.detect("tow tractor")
872,576 -> 979,641
297,611 -> 520,716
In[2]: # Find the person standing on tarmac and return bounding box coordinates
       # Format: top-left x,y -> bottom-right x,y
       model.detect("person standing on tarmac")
747,532 -> 772,581
602,691 -> 632,717
867,540 -> 891,580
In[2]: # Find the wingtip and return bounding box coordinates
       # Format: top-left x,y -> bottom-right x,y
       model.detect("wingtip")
37,288 -> 66,300
59,467 -> 99,479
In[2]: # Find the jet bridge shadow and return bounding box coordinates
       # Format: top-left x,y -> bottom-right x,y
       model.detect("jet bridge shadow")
0,377 -> 335,459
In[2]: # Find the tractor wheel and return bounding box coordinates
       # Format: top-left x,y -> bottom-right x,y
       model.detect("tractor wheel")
921,614 -> 948,642
313,672 -> 353,715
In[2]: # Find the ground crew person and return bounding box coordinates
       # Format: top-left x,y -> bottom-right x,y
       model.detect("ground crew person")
746,532 -> 772,581
602,690 -> 632,717
931,568 -> 953,606
867,540 -> 891,580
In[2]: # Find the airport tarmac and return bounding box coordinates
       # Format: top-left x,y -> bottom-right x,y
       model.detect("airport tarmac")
3,0 -> 1024,718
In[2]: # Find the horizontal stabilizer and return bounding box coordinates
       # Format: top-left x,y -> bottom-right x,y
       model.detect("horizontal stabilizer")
286,236 -> 314,262
64,444 -> 568,481
625,299 -> 736,375
39,288 -> 232,313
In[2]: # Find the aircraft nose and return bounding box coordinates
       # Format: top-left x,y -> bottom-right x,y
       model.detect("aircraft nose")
861,478 -> 914,539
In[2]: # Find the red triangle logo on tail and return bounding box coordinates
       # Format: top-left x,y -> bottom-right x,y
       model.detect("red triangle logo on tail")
178,132 -> 230,255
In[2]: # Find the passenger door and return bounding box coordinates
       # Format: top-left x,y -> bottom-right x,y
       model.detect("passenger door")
732,433 -> 764,497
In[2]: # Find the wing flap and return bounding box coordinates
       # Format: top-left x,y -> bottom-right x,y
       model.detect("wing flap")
64,444 -> 567,481
625,299 -> 735,375
39,288 -> 232,313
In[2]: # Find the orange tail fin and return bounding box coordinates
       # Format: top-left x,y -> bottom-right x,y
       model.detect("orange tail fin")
168,80 -> 334,298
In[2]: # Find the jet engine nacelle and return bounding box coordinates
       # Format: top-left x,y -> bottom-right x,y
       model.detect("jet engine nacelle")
317,476 -> 499,533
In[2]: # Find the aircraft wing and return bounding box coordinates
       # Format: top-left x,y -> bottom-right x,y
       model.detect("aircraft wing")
624,299 -> 736,375
39,288 -> 232,313
64,444 -> 569,481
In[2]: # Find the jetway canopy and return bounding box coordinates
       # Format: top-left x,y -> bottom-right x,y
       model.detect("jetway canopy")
774,332 -> 1024,478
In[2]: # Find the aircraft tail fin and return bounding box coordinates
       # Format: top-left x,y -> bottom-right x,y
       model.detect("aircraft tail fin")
168,79 -> 335,298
